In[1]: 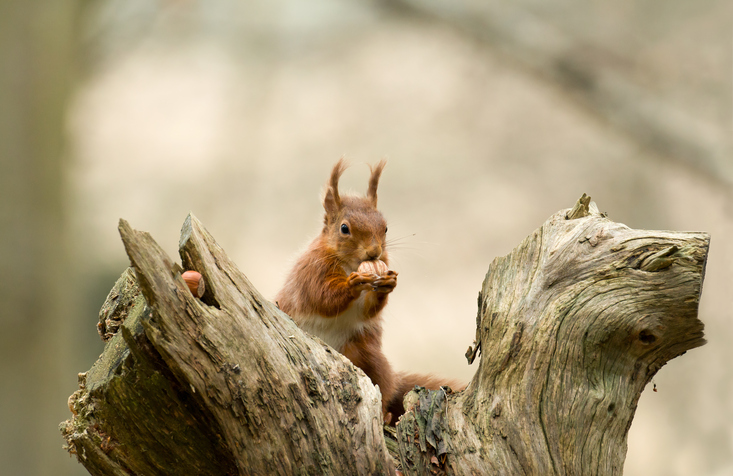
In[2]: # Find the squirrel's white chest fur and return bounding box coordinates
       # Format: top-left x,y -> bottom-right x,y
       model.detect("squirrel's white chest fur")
293,294 -> 378,351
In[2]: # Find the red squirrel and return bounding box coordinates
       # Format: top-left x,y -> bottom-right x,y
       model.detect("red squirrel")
276,159 -> 458,424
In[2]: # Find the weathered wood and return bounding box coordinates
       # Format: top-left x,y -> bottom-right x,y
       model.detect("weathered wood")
396,195 -> 708,475
61,214 -> 394,475
61,196 -> 708,475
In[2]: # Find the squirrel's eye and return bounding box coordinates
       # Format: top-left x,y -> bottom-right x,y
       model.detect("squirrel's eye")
340,223 -> 350,235
385,226 -> 388,234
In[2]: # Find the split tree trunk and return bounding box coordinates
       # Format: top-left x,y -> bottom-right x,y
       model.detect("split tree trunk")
61,195 -> 708,475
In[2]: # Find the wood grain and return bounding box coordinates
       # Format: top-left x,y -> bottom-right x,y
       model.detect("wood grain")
62,197 -> 708,475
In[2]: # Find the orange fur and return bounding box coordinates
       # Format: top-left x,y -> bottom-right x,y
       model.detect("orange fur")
386,373 -> 465,420
276,159 -> 459,424
341,327 -> 396,416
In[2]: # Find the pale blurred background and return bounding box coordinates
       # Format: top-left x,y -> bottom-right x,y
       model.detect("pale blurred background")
1,0 -> 731,475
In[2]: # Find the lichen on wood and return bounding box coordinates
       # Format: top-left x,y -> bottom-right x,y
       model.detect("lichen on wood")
61,214 -> 393,475
395,195 -> 708,475
61,196 -> 708,475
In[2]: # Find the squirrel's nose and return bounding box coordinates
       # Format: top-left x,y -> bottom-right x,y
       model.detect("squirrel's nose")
366,245 -> 382,261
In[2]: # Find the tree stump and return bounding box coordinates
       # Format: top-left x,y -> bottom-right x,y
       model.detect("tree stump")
61,195 -> 708,475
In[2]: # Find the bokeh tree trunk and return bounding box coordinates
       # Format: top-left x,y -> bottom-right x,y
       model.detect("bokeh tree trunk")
62,196 -> 707,475
0,1 -> 83,474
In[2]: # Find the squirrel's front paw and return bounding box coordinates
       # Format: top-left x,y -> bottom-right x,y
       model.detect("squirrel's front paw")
347,272 -> 378,296
371,270 -> 397,294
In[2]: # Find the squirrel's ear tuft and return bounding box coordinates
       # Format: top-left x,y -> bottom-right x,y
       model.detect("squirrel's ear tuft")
323,158 -> 348,221
367,160 -> 386,207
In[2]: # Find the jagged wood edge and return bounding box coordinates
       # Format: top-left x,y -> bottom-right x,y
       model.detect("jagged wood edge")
119,215 -> 395,475
395,194 -> 709,475
63,216 -> 394,475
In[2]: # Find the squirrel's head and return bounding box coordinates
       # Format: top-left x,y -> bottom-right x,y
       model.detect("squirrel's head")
322,159 -> 389,273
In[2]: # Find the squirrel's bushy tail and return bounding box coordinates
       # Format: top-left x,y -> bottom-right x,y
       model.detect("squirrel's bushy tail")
386,371 -> 464,423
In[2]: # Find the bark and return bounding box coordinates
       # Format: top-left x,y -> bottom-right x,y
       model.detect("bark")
61,215 -> 394,475
61,195 -> 708,475
396,195 -> 708,475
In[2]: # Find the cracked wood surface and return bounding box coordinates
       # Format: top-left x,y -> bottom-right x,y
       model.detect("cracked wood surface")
397,196 -> 708,475
62,196 -> 708,475
62,214 -> 393,475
